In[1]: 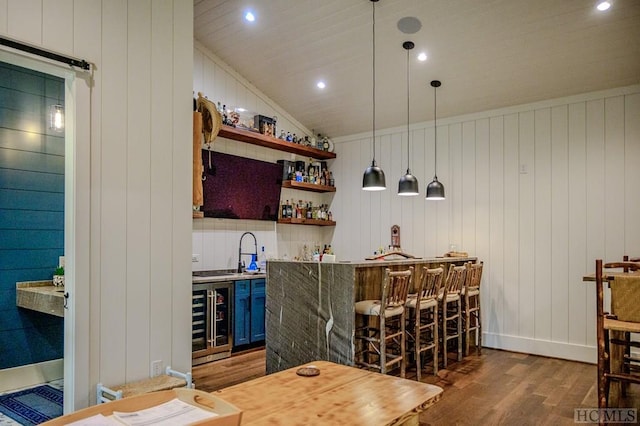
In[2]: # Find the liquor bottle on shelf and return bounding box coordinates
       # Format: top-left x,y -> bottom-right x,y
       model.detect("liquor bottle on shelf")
286,200 -> 293,218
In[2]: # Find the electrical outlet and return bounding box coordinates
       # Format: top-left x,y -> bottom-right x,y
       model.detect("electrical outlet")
151,360 -> 162,377
192,254 -> 200,263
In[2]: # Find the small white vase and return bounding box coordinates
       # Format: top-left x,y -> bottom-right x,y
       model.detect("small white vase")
53,275 -> 65,287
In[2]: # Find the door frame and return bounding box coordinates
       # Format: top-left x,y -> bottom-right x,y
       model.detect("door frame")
0,49 -> 92,413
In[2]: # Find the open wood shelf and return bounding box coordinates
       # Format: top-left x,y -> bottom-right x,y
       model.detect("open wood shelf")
277,218 -> 336,226
281,181 -> 336,193
218,126 -> 336,160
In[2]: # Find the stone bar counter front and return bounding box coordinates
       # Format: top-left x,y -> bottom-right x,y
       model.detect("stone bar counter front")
265,256 -> 476,374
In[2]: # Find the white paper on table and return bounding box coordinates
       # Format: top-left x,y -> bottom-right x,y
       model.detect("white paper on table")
66,414 -> 122,426
112,398 -> 218,426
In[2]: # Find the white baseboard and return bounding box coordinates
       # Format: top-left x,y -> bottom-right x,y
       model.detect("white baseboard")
483,332 -> 596,364
0,359 -> 63,393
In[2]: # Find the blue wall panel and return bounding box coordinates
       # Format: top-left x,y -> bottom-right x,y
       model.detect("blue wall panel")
0,61 -> 64,370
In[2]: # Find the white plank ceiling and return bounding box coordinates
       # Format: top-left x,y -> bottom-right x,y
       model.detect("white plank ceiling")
194,0 -> 640,138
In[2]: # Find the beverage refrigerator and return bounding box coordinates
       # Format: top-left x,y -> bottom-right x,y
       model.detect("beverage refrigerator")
192,280 -> 233,365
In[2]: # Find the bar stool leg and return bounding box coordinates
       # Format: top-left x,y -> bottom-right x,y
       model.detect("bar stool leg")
380,315 -> 386,375
400,312 -> 406,379
414,315 -> 421,382
457,301 -> 462,362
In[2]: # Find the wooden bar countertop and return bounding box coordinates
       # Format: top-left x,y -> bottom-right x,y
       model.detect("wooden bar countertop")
215,360 -> 443,425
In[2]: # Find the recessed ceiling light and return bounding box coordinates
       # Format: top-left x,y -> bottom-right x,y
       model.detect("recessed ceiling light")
245,11 -> 255,22
596,1 -> 611,11
317,81 -> 326,89
417,52 -> 427,61
236,107 -> 247,112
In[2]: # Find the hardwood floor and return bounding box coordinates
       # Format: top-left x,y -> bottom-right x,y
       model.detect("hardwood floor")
193,348 -> 639,425
192,348 -> 266,392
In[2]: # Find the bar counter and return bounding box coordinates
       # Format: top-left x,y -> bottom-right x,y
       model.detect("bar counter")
265,256 -> 476,374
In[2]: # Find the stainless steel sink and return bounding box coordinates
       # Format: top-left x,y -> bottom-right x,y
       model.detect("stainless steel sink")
192,270 -> 237,277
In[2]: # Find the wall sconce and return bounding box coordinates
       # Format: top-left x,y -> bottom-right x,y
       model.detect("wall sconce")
49,104 -> 64,132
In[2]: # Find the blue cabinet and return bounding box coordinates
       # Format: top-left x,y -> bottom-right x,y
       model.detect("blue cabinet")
250,279 -> 266,342
234,280 -> 251,346
234,278 -> 265,348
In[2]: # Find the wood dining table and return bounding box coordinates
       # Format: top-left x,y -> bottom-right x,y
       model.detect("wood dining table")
215,360 -> 443,425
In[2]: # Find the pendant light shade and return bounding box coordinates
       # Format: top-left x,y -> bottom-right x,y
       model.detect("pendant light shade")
363,161 -> 386,190
426,176 -> 445,199
363,0 -> 386,191
426,80 -> 445,200
398,41 -> 419,196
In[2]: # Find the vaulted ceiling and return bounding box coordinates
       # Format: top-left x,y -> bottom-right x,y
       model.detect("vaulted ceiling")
194,0 -> 640,138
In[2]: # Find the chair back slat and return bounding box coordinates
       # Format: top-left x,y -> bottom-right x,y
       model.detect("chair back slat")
603,261 -> 640,271
382,267 -> 413,309
444,265 -> 466,295
419,266 -> 444,300
465,261 -> 483,291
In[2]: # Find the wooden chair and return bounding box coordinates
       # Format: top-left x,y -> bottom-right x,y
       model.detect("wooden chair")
439,264 -> 466,368
355,267 -> 413,377
595,259 -> 640,412
462,261 -> 483,357
405,266 -> 444,381
619,255 -> 640,396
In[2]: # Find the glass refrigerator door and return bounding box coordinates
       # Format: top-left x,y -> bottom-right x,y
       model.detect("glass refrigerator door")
192,289 -> 207,352
213,287 -> 230,346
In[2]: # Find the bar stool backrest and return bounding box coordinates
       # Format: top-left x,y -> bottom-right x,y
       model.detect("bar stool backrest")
418,266 -> 444,301
382,268 -> 413,309
444,265 -> 466,295
465,261 -> 483,291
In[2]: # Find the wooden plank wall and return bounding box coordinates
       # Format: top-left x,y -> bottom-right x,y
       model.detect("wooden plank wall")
192,42 -> 335,270
331,86 -> 640,362
0,0 -> 193,410
193,41 -> 639,364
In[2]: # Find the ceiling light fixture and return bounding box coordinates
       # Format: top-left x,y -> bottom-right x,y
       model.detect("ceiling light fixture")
596,1 -> 611,11
363,0 -> 386,191
244,11 -> 255,22
417,52 -> 427,62
49,77 -> 64,132
426,80 -> 445,200
398,41 -> 419,196
49,104 -> 64,132
317,81 -> 326,89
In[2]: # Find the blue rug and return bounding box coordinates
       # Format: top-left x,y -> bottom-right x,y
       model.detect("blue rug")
0,385 -> 63,425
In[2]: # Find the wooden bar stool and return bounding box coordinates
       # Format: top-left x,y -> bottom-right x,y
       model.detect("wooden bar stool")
406,266 -> 444,381
462,261 -> 483,356
355,267 -> 413,377
439,264 -> 466,368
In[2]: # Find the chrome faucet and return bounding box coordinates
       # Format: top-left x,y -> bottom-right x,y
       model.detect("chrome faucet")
237,231 -> 258,273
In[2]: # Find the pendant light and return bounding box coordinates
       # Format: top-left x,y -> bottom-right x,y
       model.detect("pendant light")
362,0 -> 386,191
426,80 -> 445,200
398,41 -> 419,196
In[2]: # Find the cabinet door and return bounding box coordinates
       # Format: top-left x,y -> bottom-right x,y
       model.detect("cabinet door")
234,280 -> 251,347
250,279 -> 266,343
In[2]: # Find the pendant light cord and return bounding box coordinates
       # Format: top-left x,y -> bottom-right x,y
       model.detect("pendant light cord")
406,47 -> 410,172
433,83 -> 438,178
372,0 -> 376,162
